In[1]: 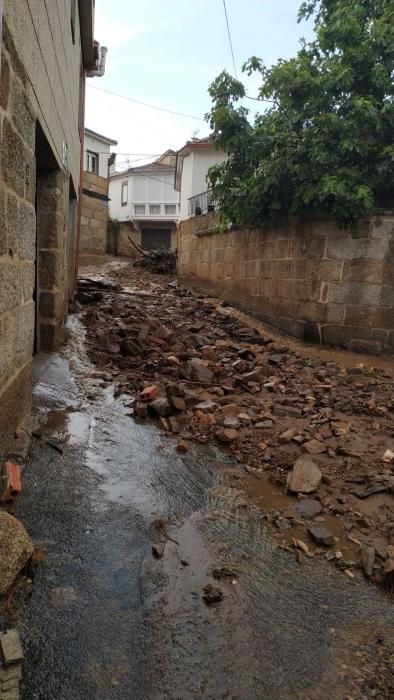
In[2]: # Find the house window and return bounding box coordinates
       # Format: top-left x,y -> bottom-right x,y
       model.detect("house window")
134,204 -> 145,215
165,204 -> 176,215
86,151 -> 99,174
149,204 -> 161,215
121,182 -> 128,206
71,0 -> 77,44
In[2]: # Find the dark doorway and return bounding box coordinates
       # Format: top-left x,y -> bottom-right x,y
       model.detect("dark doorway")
141,228 -> 171,251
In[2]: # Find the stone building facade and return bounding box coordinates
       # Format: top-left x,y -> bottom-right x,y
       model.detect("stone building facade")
80,128 -> 117,259
0,1 -> 99,452
178,212 -> 394,355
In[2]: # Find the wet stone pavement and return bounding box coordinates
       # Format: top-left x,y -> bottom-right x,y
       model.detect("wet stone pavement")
13,316 -> 394,699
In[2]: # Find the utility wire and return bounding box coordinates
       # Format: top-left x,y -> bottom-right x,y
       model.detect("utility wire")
222,0 -> 237,77
88,84 -> 204,121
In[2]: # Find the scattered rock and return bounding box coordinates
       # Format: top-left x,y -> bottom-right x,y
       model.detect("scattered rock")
202,584 -> 223,605
149,397 -> 174,418
295,499 -> 322,518
223,417 -> 240,430
0,512 -> 33,595
222,403 -> 239,417
382,449 -> 394,463
152,544 -> 165,559
216,428 -> 239,443
360,546 -> 375,578
134,402 -> 148,418
308,525 -> 335,547
303,439 -> 327,455
351,482 -> 390,499
278,428 -> 298,444
287,456 -> 322,494
189,359 -> 214,383
194,401 -> 217,413
0,629 -> 23,665
176,440 -> 189,453
139,385 -> 159,402
212,566 -> 238,580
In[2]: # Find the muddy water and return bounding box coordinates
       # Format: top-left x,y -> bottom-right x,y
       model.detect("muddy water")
15,317 -> 394,699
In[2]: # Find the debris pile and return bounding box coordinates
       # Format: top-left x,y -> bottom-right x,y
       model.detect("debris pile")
78,270 -> 394,586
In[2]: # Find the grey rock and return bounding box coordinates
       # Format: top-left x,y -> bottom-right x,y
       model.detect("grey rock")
287,456 -> 322,494
295,499 -> 322,518
255,420 -> 274,429
189,358 -> 214,383
308,525 -> 335,547
360,546 -> 375,578
148,398 -> 174,418
194,401 -> 217,413
0,630 -> 23,665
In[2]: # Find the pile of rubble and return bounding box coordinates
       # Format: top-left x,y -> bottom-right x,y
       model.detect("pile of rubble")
78,271 -> 394,589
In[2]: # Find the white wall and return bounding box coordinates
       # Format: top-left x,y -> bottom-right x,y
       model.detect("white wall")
179,149 -> 227,220
109,168 -> 179,222
84,133 -> 112,178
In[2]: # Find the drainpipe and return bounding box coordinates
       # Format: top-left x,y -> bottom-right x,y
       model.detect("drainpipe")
74,70 -> 86,289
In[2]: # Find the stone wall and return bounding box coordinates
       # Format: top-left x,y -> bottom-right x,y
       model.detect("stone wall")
80,172 -> 109,257
0,27 -> 36,448
178,213 -> 394,355
36,169 -> 69,351
0,17 -> 79,452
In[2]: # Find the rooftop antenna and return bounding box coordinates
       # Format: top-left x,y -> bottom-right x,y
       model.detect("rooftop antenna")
192,129 -> 200,141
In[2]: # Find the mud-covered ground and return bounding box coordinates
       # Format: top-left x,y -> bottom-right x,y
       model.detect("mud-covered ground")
3,260 -> 394,700
79,261 -> 394,590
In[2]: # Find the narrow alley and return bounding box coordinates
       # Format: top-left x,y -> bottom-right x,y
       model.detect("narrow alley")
5,262 -> 393,700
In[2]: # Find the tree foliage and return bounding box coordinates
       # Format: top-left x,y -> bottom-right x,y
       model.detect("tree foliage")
206,0 -> 394,227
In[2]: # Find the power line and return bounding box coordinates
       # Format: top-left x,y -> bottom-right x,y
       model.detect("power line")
222,0 -> 237,77
88,84 -> 204,121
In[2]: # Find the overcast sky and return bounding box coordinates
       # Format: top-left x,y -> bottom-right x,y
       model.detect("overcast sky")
85,0 -> 314,170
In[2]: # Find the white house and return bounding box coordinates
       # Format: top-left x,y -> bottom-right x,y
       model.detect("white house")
174,138 -> 227,220
84,128 -> 117,179
109,151 -> 179,252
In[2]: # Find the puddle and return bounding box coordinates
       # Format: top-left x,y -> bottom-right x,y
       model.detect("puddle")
240,471 -> 360,559
242,473 -> 295,512
355,492 -> 394,515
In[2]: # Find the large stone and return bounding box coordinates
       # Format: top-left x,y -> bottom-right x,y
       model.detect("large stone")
295,499 -> 322,518
308,525 -> 335,547
149,397 -> 174,418
189,358 -> 214,383
360,546 -> 375,578
303,439 -> 327,455
287,456 -> 322,494
0,629 -> 23,665
0,512 -> 33,595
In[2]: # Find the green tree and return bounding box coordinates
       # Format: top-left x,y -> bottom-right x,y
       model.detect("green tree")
207,0 -> 394,227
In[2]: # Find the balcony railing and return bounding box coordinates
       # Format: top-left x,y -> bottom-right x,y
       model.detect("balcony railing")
188,190 -> 216,217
